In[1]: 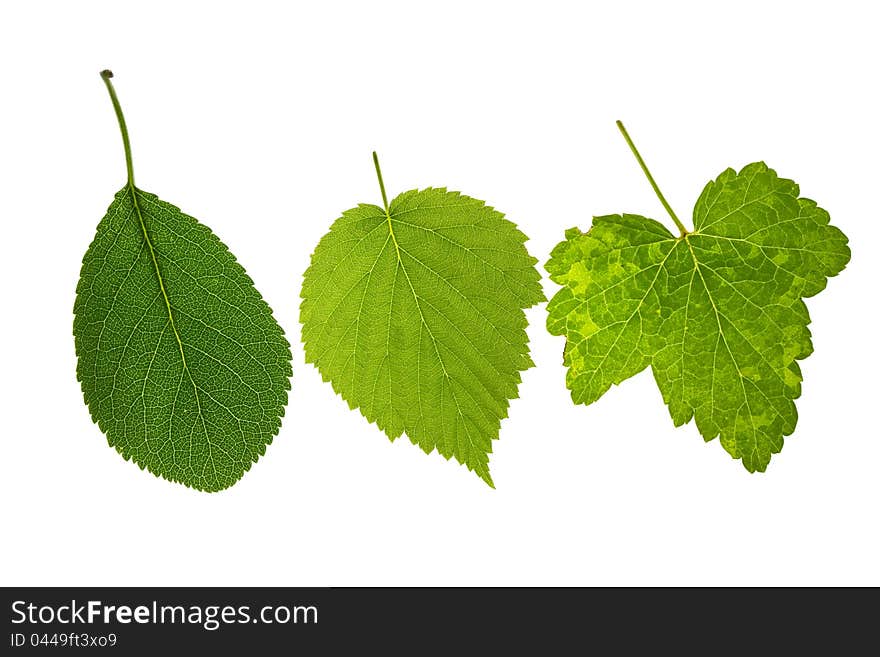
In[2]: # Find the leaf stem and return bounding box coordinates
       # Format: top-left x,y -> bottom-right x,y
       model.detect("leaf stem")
100,70 -> 135,187
372,151 -> 390,216
616,120 -> 688,236
373,151 -> 402,261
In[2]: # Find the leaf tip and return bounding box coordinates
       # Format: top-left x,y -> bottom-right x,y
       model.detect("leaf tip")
480,470 -> 496,489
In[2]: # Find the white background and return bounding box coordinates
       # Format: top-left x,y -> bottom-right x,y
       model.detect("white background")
1,1 -> 878,586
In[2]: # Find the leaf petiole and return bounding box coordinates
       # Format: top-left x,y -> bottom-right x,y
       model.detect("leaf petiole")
372,151 -> 402,260
616,120 -> 688,237
100,70 -> 135,187
372,151 -> 391,216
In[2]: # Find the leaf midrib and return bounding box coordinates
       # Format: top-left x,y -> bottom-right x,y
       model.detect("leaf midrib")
682,233 -> 787,457
383,204 -> 489,477
127,184 -> 211,447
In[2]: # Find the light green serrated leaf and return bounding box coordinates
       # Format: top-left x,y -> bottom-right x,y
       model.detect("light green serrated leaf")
546,123 -> 849,472
301,154 -> 544,486
74,71 -> 292,492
